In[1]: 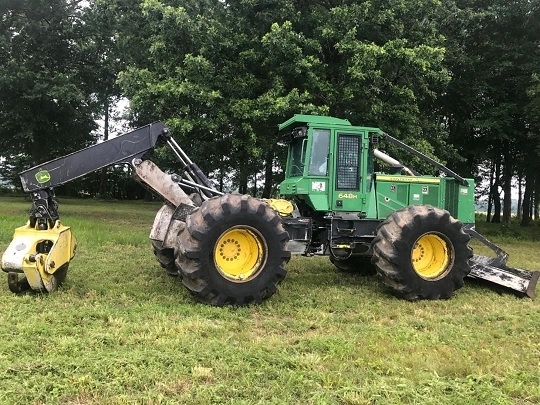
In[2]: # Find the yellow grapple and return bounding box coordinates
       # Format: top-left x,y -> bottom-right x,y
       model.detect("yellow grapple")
1,220 -> 76,292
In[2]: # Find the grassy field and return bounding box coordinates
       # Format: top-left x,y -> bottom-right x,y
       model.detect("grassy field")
0,195 -> 539,404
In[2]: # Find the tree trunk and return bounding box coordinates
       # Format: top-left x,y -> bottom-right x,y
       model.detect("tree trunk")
237,149 -> 249,194
531,173 -> 540,219
517,172 -> 523,220
251,173 -> 258,196
487,160 -> 494,222
501,155 -> 512,224
99,98 -> 110,198
491,158 -> 502,223
219,170 -> 224,192
520,169 -> 533,226
218,156 -> 225,192
238,166 -> 248,194
261,150 -> 274,198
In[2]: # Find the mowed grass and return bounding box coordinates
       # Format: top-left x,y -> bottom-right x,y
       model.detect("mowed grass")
0,196 -> 539,405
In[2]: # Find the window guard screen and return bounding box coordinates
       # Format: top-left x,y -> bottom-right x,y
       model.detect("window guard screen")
336,134 -> 360,190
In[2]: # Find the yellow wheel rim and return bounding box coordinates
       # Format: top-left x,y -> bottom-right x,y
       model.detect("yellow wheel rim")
411,233 -> 453,280
214,226 -> 267,282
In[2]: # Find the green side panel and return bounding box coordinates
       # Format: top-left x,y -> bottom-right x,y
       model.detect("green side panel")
280,177 -> 330,211
443,178 -> 475,223
365,187 -> 378,218
280,177 -> 311,195
375,176 -> 475,223
305,194 -> 330,211
397,184 -> 409,204
376,182 -> 410,219
408,184 -> 442,207
375,175 -> 447,220
280,178 -> 299,195
422,185 -> 440,206
444,180 -> 459,216
334,191 -> 363,211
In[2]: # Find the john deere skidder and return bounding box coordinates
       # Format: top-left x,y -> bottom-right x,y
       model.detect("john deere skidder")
2,115 -> 538,304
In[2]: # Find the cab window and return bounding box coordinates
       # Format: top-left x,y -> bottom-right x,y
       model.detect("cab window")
308,129 -> 330,176
288,136 -> 307,177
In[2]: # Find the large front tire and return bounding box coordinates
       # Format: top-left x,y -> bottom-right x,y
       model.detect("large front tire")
151,239 -> 179,276
176,194 -> 290,306
371,205 -> 472,300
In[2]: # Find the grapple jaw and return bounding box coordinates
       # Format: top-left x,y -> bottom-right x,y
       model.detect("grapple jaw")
1,220 -> 76,292
465,226 -> 539,298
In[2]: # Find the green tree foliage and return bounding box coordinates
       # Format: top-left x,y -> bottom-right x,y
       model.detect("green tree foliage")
439,0 -> 540,224
1,0 -> 537,212
118,0 -> 451,194
78,0 -> 146,197
0,0 -> 97,186
521,1 -> 540,225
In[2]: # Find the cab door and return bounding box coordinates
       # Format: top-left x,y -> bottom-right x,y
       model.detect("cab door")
330,131 -> 367,212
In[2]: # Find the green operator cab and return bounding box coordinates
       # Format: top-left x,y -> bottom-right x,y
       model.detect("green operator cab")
279,114 -> 475,224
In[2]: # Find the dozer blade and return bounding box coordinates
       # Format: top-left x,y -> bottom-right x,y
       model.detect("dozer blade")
464,225 -> 540,298
468,255 -> 540,298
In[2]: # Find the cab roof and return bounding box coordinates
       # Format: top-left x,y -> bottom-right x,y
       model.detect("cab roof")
278,114 -> 382,133
278,114 -> 351,132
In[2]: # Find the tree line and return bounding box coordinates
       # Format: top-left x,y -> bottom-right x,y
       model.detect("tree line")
0,0 -> 539,224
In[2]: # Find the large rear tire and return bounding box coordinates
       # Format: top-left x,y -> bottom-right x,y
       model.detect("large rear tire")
150,193 -> 203,277
371,205 -> 472,300
176,194 -> 290,306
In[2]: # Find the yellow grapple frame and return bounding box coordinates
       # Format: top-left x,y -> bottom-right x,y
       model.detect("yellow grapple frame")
1,220 -> 76,292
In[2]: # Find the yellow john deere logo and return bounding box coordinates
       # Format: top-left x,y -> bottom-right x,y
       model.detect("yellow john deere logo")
35,170 -> 51,184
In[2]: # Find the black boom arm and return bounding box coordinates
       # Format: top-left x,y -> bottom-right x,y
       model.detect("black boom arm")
20,122 -> 167,192
19,122 -> 220,228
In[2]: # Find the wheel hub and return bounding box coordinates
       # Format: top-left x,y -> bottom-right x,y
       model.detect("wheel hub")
214,226 -> 267,282
412,233 -> 452,280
